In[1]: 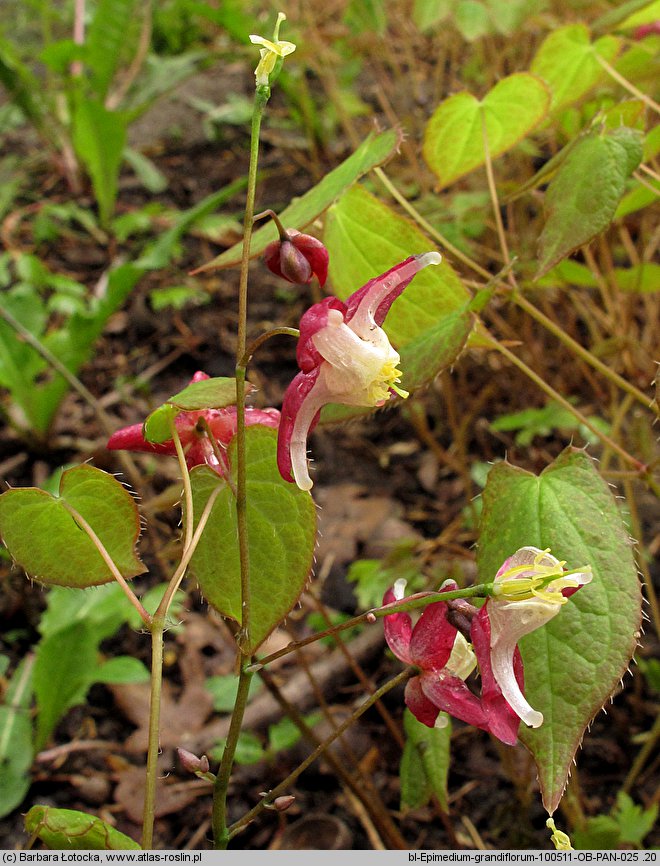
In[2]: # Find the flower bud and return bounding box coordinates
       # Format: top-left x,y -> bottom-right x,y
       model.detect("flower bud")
273,795 -> 296,812
178,748 -> 204,774
264,230 -> 329,286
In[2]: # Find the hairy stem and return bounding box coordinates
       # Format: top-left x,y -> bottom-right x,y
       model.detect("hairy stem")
212,667 -> 254,849
252,582 -> 495,669
141,617 -> 164,849
210,83 -> 270,850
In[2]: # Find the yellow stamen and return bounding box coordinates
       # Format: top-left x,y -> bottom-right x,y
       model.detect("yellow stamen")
494,549 -> 590,603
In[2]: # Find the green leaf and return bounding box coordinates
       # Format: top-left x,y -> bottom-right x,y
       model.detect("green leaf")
455,0 -> 492,41
618,0 -> 660,29
477,448 -> 642,812
72,98 -> 127,226
402,709 -> 452,811
123,147 -> 168,193
413,0 -> 454,33
615,263 -> 660,293
323,185 -> 473,406
400,737 -> 431,810
40,583 -> 139,640
423,73 -> 550,187
143,376 -> 245,443
614,176 -> 659,219
34,623 -> 101,749
530,25 -> 621,114
0,464 -> 145,588
25,806 -> 141,850
195,129 -> 402,272
136,177 -> 248,270
212,731 -> 265,766
573,815 -> 622,850
34,586 -> 146,748
95,656 -> 150,684
537,127 -> 643,277
0,656 -> 34,819
85,0 -> 137,100
613,791 -> 658,845
189,427 -> 316,653
206,674 -> 262,712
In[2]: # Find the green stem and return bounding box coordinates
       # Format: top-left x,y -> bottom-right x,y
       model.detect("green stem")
210,83 -> 270,851
252,583 -> 494,670
253,207 -> 289,240
234,85 -> 269,654
239,327 -> 300,369
595,54 -> 660,116
511,291 -> 659,418
227,668 -> 414,841
156,484 -> 223,619
170,421 -> 194,553
212,666 -> 254,849
141,617 -> 164,849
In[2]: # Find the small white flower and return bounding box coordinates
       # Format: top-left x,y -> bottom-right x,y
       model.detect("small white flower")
250,13 -> 296,86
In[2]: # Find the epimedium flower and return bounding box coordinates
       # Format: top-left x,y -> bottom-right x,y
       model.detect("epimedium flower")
264,228 -> 329,286
484,546 -> 592,729
107,372 -> 280,475
277,252 -> 442,491
383,579 -> 523,745
250,13 -> 296,87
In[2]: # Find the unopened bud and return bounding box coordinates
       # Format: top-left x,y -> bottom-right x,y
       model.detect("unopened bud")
446,597 -> 478,640
366,612 -> 377,623
273,795 -> 295,812
264,230 -> 329,286
178,748 -> 205,774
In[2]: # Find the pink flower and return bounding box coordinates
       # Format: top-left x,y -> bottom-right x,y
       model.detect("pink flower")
484,547 -> 592,728
107,372 -> 280,475
383,580 -> 522,745
277,253 -> 442,490
264,230 -> 329,286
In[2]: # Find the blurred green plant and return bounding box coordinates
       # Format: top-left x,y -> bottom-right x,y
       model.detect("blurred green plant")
573,792 -> 658,849
0,254 -> 141,437
0,0 -> 209,225
0,582 -> 150,819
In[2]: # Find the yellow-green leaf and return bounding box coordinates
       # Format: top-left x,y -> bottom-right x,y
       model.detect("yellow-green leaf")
423,73 -> 550,187
530,25 -> 621,114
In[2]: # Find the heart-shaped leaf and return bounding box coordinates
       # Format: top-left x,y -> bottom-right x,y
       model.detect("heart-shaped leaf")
195,128 -> 402,273
189,426 -> 316,653
0,465 -> 145,588
423,73 -> 550,187
323,184 -> 473,402
143,376 -> 246,443
537,127 -> 643,277
477,448 -> 642,812
530,24 -> 621,114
